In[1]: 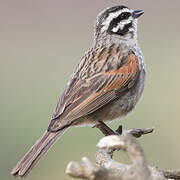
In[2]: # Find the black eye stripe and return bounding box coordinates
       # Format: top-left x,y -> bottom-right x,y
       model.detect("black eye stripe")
112,12 -> 131,24
103,10 -> 131,23
120,12 -> 131,19
107,12 -> 131,33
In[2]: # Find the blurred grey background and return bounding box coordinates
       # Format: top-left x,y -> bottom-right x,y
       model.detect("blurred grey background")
1,0 -> 180,180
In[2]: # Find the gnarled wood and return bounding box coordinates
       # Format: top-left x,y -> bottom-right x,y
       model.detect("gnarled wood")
66,128 -> 180,180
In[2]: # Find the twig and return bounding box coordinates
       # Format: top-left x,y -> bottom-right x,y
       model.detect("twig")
127,128 -> 154,138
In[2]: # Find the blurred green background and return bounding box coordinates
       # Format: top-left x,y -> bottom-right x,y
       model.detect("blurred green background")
1,0 -> 180,179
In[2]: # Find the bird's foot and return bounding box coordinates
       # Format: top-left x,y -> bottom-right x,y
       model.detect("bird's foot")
115,125 -> 122,135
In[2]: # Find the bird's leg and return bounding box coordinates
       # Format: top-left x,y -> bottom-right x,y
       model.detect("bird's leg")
94,121 -> 121,136
115,125 -> 123,135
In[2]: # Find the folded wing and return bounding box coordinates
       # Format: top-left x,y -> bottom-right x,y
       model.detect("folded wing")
48,52 -> 139,132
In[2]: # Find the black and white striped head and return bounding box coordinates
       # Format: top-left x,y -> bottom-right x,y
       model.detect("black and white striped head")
95,6 -> 144,40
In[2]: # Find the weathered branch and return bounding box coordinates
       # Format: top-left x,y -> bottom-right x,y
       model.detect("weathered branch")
126,127 -> 154,138
66,128 -> 180,180
163,170 -> 180,180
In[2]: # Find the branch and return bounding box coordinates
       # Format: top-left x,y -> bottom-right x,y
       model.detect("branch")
66,157 -> 107,180
126,127 -> 154,138
66,128 -> 180,180
163,170 -> 180,180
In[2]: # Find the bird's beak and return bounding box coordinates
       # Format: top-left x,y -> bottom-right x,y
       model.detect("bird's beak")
132,10 -> 144,19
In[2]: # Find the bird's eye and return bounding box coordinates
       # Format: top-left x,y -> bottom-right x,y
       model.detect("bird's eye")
120,12 -> 130,19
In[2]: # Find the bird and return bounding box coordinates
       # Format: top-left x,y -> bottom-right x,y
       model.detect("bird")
11,5 -> 145,177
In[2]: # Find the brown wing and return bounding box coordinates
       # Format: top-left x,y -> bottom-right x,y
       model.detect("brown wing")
48,53 -> 139,132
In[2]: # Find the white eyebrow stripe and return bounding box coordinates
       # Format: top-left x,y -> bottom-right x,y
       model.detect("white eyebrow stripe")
101,8 -> 130,32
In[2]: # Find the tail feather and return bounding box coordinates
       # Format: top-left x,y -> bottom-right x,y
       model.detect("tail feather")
11,128 -> 67,177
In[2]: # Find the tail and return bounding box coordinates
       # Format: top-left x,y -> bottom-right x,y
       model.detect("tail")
11,127 -> 68,177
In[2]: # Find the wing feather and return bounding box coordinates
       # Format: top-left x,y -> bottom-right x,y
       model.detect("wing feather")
48,51 -> 139,132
